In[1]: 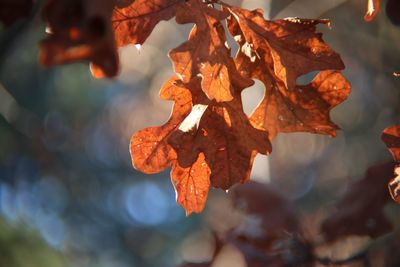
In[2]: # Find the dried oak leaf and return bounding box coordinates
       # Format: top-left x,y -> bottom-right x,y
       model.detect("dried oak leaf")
131,74 -> 271,214
130,77 -> 192,174
365,0 -> 381,22
381,125 -> 400,203
130,77 -> 211,215
40,0 -> 119,78
169,0 -> 239,102
168,77 -> 272,190
0,0 -> 33,27
112,0 -> 184,47
321,162 -> 394,242
171,152 -> 211,216
226,7 -> 350,140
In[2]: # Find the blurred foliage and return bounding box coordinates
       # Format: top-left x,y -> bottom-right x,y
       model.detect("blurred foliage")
0,0 -> 400,267
0,219 -> 66,267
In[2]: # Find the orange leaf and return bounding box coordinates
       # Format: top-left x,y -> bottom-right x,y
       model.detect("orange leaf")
227,7 -> 350,139
382,125 -> 400,203
130,77 -> 192,174
171,153 -> 211,216
39,0 -> 119,78
130,78 -> 213,214
169,0 -> 246,102
112,0 -> 184,47
168,78 -> 271,190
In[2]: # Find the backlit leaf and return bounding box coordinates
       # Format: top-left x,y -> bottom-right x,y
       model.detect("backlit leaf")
168,78 -> 271,190
130,77 -> 192,174
128,1 -> 350,215
171,153 -> 210,216
227,7 -> 350,139
169,0 -> 244,102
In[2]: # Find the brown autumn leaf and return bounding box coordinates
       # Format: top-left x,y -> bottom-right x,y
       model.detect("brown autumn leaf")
0,0 -> 33,27
130,77 -> 192,174
381,125 -> 400,203
321,162 -> 394,242
226,7 -> 350,140
365,0 -> 381,22
129,2 -> 351,215
39,0 -> 119,78
171,153 -> 211,215
168,77 -> 272,190
130,77 -> 212,215
131,74 -> 271,214
112,0 -> 184,47
169,0 -> 240,102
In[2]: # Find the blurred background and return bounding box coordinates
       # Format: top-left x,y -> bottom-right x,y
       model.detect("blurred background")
0,0 -> 400,266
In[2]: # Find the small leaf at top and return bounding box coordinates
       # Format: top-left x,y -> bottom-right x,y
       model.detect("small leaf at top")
169,0 -> 249,102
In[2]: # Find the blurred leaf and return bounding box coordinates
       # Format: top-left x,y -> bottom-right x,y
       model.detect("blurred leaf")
228,182 -> 313,267
321,162 -> 394,242
382,125 -> 400,162
40,0 -> 119,78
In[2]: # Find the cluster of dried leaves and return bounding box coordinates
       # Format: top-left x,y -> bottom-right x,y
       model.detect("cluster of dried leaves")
110,0 -> 352,215
1,0 -> 399,215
